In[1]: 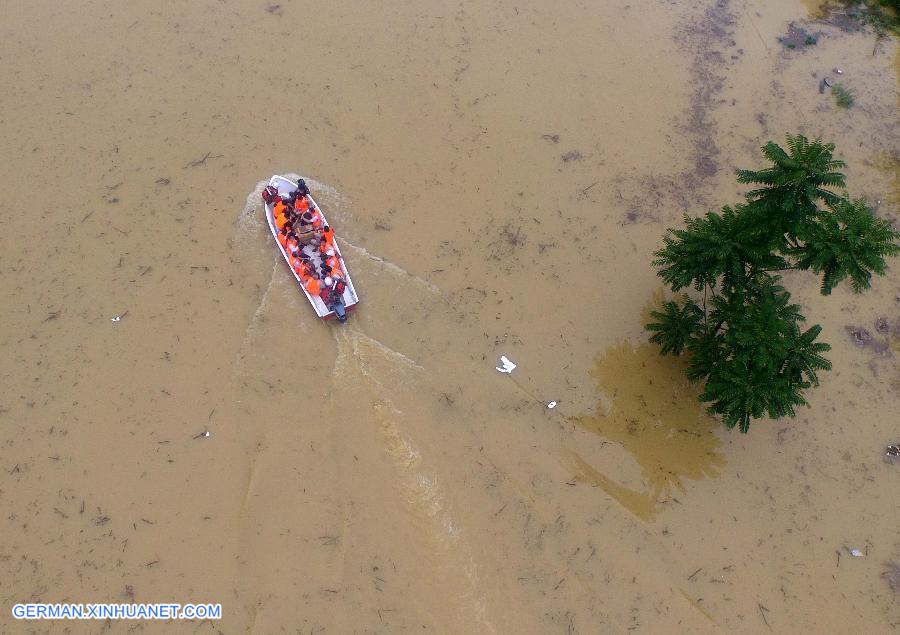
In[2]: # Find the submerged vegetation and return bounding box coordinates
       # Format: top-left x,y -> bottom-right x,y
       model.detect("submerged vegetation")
831,83 -> 855,108
852,0 -> 900,34
647,135 -> 900,433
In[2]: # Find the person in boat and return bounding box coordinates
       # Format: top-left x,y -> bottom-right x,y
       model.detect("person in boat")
286,231 -> 300,256
293,179 -> 311,213
273,197 -> 292,229
320,284 -> 334,306
309,206 -> 324,229
319,225 -> 335,250
318,239 -> 337,265
323,251 -> 343,279
294,193 -> 310,214
296,211 -> 324,245
324,277 -> 347,307
320,276 -> 342,305
288,250 -> 302,274
292,253 -> 312,279
277,222 -> 293,248
305,273 -> 323,296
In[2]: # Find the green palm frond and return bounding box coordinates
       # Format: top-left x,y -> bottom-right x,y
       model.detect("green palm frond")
647,298 -> 703,356
794,197 -> 900,294
738,134 -> 846,236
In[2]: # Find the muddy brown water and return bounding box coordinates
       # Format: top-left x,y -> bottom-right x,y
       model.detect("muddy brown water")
1,0 -> 898,633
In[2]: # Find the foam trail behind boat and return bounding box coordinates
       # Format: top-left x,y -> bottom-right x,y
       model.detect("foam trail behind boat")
338,239 -> 442,295
331,325 -> 495,634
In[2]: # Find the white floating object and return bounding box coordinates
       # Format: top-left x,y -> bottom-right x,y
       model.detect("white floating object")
547,401 -> 558,409
495,355 -> 517,374
849,548 -> 864,558
203,431 -> 211,438
111,316 -> 121,322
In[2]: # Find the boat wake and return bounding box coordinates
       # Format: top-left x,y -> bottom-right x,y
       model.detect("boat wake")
338,239 -> 442,296
333,326 -> 495,634
230,261 -> 278,380
333,325 -> 424,376
233,179 -> 269,241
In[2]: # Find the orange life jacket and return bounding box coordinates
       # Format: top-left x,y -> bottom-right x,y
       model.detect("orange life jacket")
306,278 -> 322,295
322,227 -> 335,246
274,202 -> 289,229
295,196 -> 310,212
277,231 -> 288,248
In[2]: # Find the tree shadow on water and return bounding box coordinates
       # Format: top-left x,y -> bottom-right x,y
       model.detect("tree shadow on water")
568,341 -> 727,521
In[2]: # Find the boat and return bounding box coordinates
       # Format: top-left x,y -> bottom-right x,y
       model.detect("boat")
262,175 -> 360,322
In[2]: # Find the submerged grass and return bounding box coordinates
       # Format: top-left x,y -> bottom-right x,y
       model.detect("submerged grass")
845,0 -> 900,35
831,83 -> 855,107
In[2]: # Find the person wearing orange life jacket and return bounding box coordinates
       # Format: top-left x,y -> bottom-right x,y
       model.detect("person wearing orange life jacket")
325,253 -> 343,277
288,252 -> 303,275
320,244 -> 338,261
309,206 -> 324,229
320,225 -> 335,249
277,223 -> 292,249
285,232 -> 300,256
273,199 -> 290,229
305,274 -> 323,297
292,178 -> 311,212
294,255 -> 314,280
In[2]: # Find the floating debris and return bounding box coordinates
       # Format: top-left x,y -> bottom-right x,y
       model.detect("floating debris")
847,326 -> 872,346
547,401 -> 558,409
111,310 -> 129,323
495,355 -> 517,374
883,561 -> 900,593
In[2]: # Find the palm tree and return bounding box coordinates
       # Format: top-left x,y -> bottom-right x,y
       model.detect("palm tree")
737,134 -> 846,239
647,134 -> 899,433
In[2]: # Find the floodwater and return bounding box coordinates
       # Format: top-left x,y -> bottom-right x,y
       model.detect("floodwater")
1,0 -> 898,632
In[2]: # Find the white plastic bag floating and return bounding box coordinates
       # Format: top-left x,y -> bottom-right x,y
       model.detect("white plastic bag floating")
495,355 -> 516,374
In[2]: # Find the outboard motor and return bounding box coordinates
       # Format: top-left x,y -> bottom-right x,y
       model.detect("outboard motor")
332,298 -> 348,323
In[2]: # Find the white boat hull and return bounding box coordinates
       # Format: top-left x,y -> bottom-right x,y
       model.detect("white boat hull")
264,175 -> 360,320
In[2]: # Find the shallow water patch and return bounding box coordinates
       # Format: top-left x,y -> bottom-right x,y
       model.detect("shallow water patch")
570,342 -> 726,520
